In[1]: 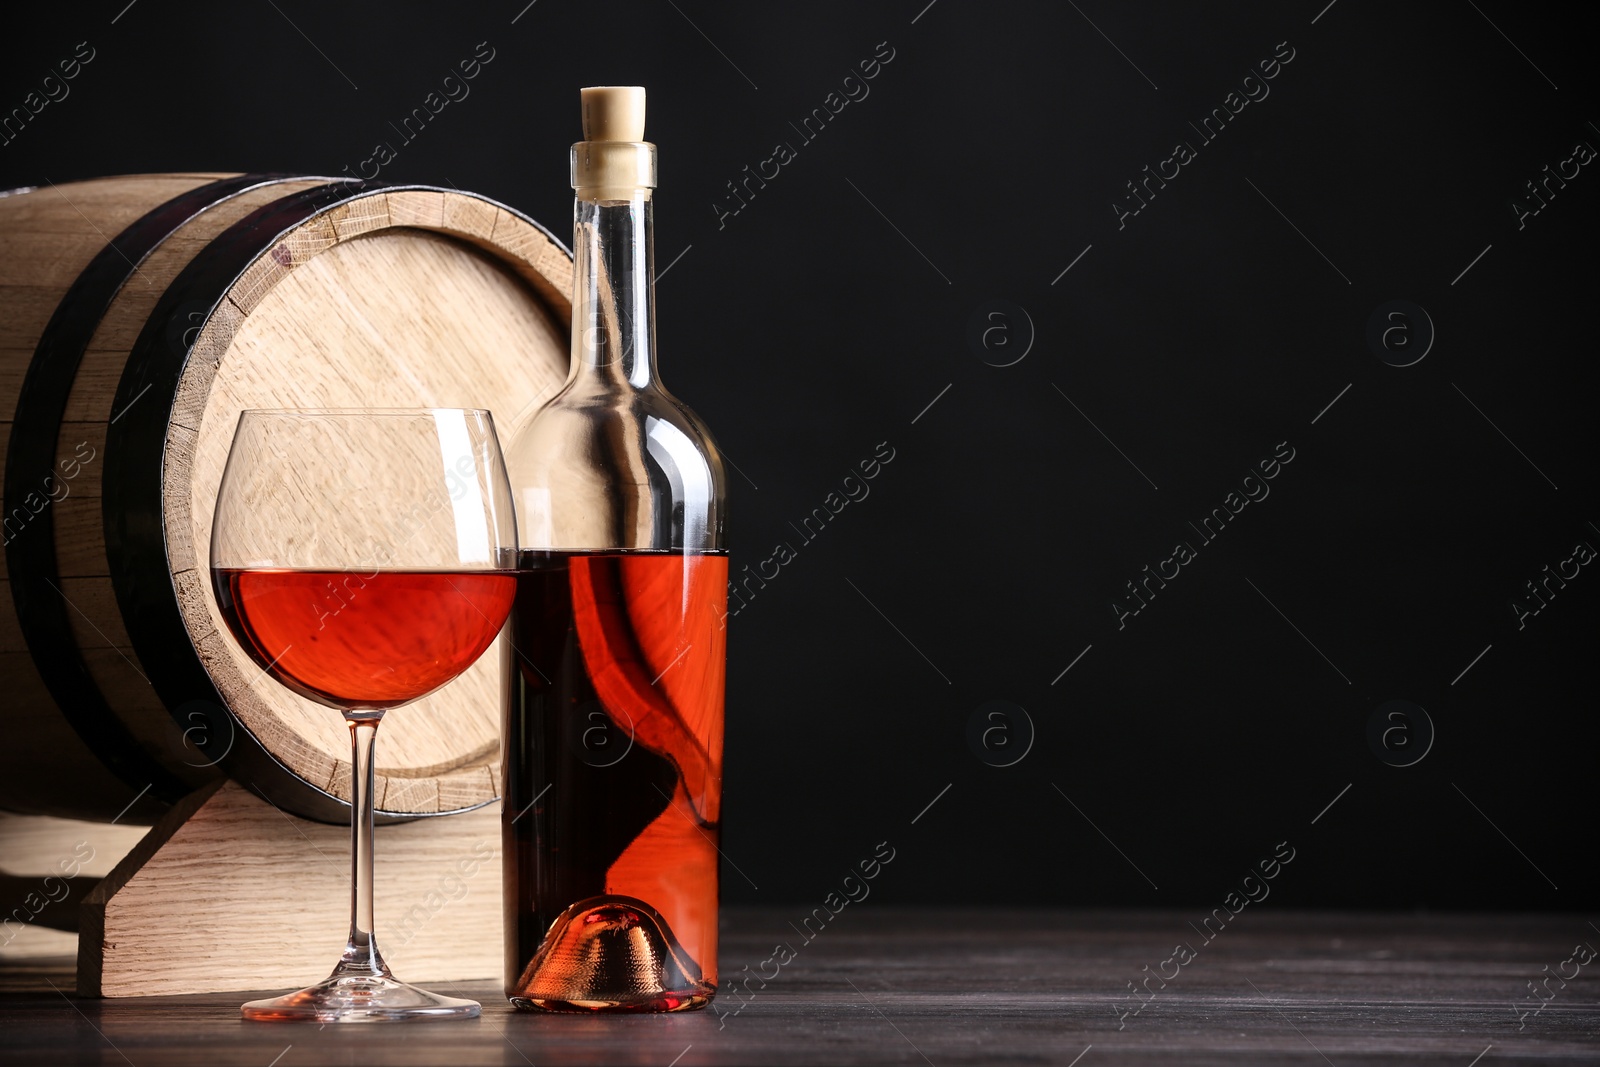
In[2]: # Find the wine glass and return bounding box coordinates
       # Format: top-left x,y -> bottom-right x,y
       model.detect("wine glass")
211,409 -> 517,1022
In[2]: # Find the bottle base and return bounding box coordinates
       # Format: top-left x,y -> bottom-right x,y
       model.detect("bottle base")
508,894 -> 714,1014
509,990 -> 714,1013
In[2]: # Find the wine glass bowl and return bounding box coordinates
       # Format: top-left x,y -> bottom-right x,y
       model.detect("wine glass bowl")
210,409 -> 516,1022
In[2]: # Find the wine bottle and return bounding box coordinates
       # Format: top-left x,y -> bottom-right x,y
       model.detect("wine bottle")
501,86 -> 729,1013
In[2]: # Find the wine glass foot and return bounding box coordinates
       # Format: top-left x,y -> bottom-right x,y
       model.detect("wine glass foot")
242,974 -> 480,1022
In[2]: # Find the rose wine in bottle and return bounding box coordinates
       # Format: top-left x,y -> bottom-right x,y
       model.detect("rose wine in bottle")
502,86 -> 728,1013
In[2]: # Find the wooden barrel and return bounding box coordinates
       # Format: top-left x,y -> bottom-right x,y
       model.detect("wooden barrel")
0,173 -> 570,825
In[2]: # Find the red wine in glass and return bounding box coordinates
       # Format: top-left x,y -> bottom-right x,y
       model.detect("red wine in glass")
216,569 -> 516,710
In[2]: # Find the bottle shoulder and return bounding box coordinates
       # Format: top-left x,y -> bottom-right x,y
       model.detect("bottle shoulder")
504,381 -> 726,551
509,385 -> 721,473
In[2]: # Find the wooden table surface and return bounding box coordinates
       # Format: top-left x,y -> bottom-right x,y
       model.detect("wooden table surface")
2,908 -> 1596,1065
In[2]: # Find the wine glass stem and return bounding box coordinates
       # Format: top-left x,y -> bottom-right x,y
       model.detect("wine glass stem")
337,712 -> 389,978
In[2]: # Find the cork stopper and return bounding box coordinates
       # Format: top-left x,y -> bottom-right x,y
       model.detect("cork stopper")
581,86 -> 646,142
572,85 -> 656,201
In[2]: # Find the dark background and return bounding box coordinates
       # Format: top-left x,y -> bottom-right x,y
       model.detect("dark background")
4,1 -> 1594,913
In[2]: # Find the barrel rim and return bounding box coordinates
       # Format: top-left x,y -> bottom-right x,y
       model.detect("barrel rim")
4,174 -> 320,818
104,180 -> 571,824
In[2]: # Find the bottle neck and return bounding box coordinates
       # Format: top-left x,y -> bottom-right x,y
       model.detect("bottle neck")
571,193 -> 656,390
